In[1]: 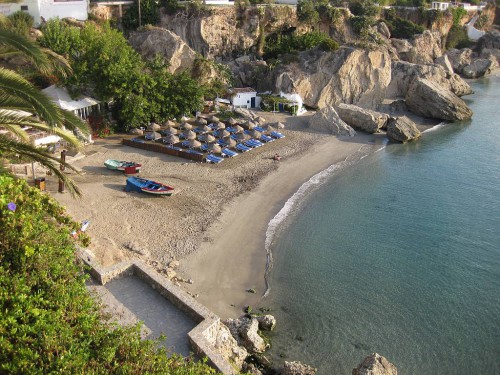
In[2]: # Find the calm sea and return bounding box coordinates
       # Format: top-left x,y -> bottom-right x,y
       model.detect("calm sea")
265,75 -> 500,374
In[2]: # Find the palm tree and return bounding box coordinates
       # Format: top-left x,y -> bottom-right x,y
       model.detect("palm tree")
0,25 -> 89,196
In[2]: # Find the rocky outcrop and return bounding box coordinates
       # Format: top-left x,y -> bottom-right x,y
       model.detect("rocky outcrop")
477,31 -> 500,54
386,116 -> 421,143
282,361 -> 317,375
434,54 -> 454,77
211,322 -> 248,370
274,47 -> 391,109
129,27 -> 196,74
256,315 -> 276,331
387,61 -> 472,98
335,103 -> 388,133
445,48 -> 473,74
308,106 -> 356,136
352,353 -> 397,375
461,57 -> 498,78
395,31 -> 443,65
225,317 -> 266,354
159,6 -> 297,59
405,78 -> 473,121
377,22 -> 391,39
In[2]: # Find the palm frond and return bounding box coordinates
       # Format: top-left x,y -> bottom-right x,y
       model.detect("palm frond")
0,67 -> 63,126
0,134 -> 81,197
59,107 -> 90,135
0,28 -> 53,76
42,48 -> 72,79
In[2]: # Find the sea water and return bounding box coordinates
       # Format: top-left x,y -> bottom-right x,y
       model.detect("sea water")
265,76 -> 500,374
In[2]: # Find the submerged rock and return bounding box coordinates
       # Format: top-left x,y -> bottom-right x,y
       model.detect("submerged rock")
405,78 -> 473,121
336,103 -> 388,133
282,360 -> 317,375
386,116 -> 421,143
225,317 -> 266,354
308,106 -> 356,136
256,315 -> 276,331
352,353 -> 397,375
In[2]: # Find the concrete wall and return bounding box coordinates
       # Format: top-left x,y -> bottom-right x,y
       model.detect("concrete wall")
0,0 -> 88,26
78,249 -> 237,374
232,92 -> 261,109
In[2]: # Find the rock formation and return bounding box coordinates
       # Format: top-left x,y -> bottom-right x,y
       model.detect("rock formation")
129,27 -> 196,74
210,322 -> 248,370
225,317 -> 266,353
282,361 -> 317,375
395,30 -> 443,65
386,116 -> 421,143
274,47 -> 391,109
434,54 -> 454,77
336,103 -> 388,133
352,353 -> 397,375
256,314 -> 276,331
461,57 -> 498,78
308,106 -> 356,136
405,77 -> 473,121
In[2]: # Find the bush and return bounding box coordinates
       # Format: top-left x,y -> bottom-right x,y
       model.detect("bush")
449,6 -> 467,26
350,15 -> 376,37
40,18 -> 81,56
349,0 -> 379,17
7,11 -> 34,36
386,17 -> 425,39
264,31 -> 338,59
0,175 -> 216,373
297,0 -> 320,24
122,0 -> 160,32
446,24 -> 471,49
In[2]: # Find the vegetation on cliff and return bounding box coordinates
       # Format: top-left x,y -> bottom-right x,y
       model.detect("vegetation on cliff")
0,175 -> 216,374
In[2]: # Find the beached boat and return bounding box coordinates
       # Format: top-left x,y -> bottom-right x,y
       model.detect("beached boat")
125,176 -> 174,196
104,159 -> 142,172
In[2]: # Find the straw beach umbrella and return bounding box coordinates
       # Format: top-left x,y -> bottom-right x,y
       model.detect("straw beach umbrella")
182,122 -> 193,130
217,129 -> 230,138
186,130 -> 196,140
188,139 -> 201,149
208,143 -> 222,154
199,125 -> 212,133
216,121 -> 225,130
165,134 -> 179,145
223,137 -> 237,148
196,117 -> 207,125
164,119 -> 177,127
146,131 -> 161,141
209,115 -> 219,123
228,117 -> 238,125
250,129 -> 262,138
256,116 -> 266,124
277,122 -> 285,129
235,125 -> 244,133
266,125 -> 276,133
205,134 -> 216,143
246,121 -> 256,130
164,127 -> 177,135
234,132 -> 250,141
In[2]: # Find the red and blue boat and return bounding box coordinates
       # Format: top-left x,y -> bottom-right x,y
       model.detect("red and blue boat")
125,176 -> 175,196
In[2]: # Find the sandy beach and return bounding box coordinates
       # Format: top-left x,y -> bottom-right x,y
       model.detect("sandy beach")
47,111 -> 430,319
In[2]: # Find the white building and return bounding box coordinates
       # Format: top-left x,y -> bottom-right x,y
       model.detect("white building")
228,87 -> 261,109
42,85 -> 100,120
0,0 -> 88,26
431,2 -> 451,10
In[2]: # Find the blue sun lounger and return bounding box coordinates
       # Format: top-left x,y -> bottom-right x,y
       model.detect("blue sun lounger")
222,148 -> 238,158
246,139 -> 264,147
261,134 -> 274,143
200,144 -> 209,152
236,143 -> 251,152
206,154 -> 223,163
271,131 -> 285,139
255,126 -> 266,132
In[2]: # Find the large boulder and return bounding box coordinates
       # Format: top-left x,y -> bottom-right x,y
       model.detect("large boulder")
224,317 -> 266,354
336,103 -> 388,133
129,27 -> 196,74
211,322 -> 248,370
397,31 -> 443,65
282,361 -> 317,375
308,106 -> 356,136
386,116 -> 421,143
461,57 -> 498,78
377,22 -> 391,39
434,54 -> 454,77
445,48 -> 473,74
274,47 -> 391,109
352,353 -> 397,375
387,61 -> 471,98
405,78 -> 473,121
256,315 -> 276,331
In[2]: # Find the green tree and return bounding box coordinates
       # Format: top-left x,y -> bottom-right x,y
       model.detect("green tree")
122,0 -> 160,32
0,27 -> 88,196
297,0 -> 320,24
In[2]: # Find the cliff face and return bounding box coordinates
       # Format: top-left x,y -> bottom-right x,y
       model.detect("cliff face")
274,47 -> 392,109
159,6 -> 297,59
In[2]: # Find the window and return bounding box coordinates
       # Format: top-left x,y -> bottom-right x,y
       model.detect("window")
21,5 -> 28,10
247,100 -> 250,103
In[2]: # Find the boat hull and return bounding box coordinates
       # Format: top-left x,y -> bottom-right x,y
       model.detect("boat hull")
105,159 -> 142,172
125,177 -> 174,196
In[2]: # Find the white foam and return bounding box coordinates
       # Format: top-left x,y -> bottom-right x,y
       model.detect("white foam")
423,122 -> 447,133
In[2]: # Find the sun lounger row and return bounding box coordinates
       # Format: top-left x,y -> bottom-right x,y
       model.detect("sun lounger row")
260,134 -> 274,143
236,143 -> 251,152
245,139 -> 264,148
271,131 -> 285,139
222,148 -> 238,158
206,154 -> 223,163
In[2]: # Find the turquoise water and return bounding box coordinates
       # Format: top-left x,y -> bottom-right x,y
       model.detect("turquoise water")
265,76 -> 500,374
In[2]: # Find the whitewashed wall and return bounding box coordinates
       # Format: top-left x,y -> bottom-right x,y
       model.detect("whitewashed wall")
232,92 -> 260,109
0,0 -> 88,26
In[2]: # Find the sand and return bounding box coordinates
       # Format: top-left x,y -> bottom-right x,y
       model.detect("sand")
47,110 -> 429,320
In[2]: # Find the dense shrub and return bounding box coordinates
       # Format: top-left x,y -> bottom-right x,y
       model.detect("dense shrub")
446,24 -> 471,49
264,31 -> 339,59
0,175 -> 216,373
449,6 -> 467,25
386,17 -> 425,39
7,11 -> 34,36
297,0 -> 320,24
349,0 -> 379,17
122,0 -> 160,32
350,15 -> 376,38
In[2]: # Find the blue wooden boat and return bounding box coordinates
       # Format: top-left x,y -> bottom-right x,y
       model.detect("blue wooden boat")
125,176 -> 174,196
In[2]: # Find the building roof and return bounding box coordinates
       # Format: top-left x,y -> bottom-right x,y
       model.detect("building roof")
229,87 -> 257,94
42,85 -> 99,112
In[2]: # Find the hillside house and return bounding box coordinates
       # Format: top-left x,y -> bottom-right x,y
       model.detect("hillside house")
228,87 -> 261,109
0,0 -> 88,26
